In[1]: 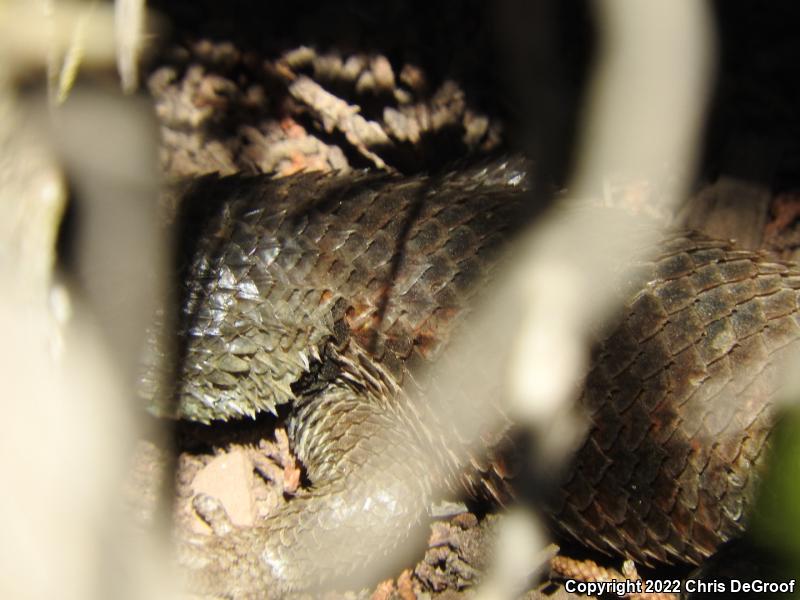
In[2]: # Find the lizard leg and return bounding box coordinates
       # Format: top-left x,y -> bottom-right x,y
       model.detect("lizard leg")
180,383 -> 437,596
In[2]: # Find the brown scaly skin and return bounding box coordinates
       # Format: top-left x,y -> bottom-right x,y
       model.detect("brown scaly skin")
146,160 -> 800,596
550,234 -> 800,565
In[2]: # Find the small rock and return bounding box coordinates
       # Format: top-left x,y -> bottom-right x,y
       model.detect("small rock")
190,449 -> 255,532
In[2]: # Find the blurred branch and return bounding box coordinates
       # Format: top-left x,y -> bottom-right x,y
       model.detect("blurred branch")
115,0 -> 147,93
471,0 -> 714,595
0,0 -> 115,92
1,0 -> 150,102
